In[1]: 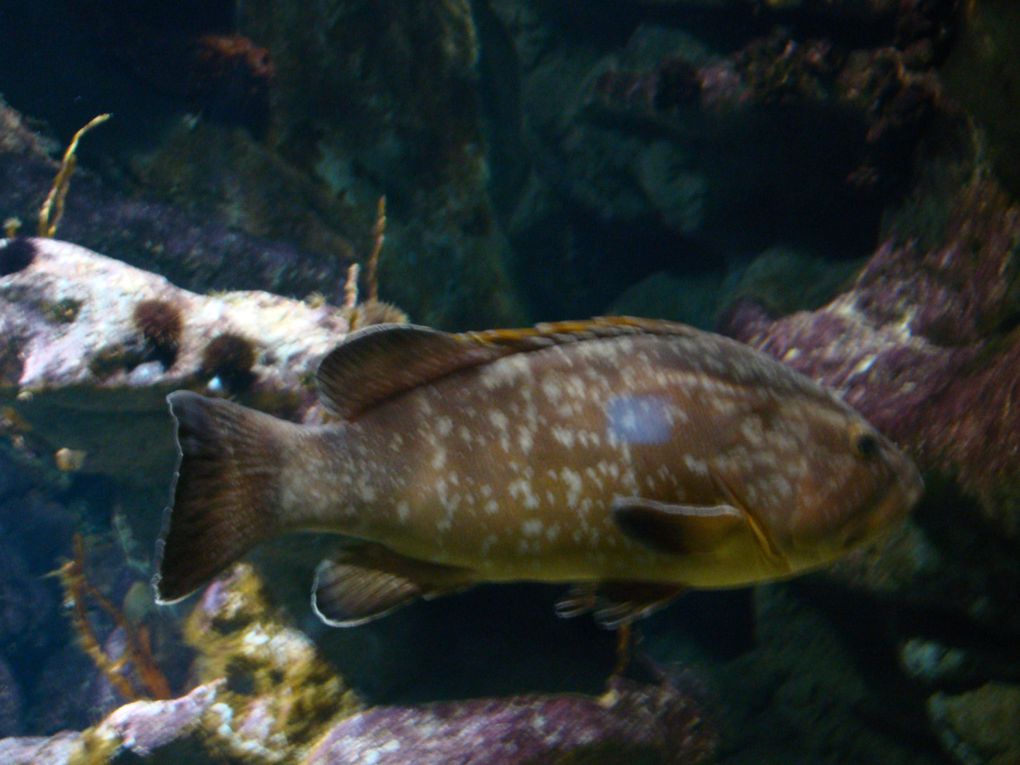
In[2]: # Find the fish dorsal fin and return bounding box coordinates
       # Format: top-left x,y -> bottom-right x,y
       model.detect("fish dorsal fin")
317,317 -> 699,419
317,323 -> 505,419
463,315 -> 699,352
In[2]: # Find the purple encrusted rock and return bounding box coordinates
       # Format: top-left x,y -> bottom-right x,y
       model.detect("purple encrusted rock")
305,676 -> 715,765
91,681 -> 220,757
0,731 -> 81,765
723,178 -> 1020,536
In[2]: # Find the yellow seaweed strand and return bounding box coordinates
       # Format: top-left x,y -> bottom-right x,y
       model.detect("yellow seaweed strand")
57,533 -> 172,700
365,195 -> 386,302
38,113 -> 111,238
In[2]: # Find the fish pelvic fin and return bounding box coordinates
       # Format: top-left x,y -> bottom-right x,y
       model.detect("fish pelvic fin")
154,391 -> 288,604
312,543 -> 474,627
555,582 -> 686,628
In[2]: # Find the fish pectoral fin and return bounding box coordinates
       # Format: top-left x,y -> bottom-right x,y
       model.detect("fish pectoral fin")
556,581 -> 686,628
311,544 -> 473,627
611,497 -> 747,555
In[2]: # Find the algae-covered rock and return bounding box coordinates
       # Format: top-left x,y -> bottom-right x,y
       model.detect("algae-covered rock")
928,683 -> 1020,765
72,681 -> 221,764
183,563 -> 361,762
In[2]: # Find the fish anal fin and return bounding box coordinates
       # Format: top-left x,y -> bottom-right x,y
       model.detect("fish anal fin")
556,581 -> 686,628
611,497 -> 747,556
312,544 -> 474,627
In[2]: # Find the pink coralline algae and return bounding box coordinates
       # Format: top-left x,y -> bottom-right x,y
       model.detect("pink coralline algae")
305,676 -> 716,765
723,179 -> 1020,535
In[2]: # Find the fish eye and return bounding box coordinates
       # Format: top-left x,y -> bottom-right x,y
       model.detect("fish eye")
852,430 -> 880,460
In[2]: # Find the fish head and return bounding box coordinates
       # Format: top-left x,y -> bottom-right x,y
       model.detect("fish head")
765,402 -> 924,570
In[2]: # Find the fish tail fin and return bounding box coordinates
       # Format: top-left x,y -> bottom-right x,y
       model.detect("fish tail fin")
154,390 -> 287,603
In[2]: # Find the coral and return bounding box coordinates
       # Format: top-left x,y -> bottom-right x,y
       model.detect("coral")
182,563 -> 360,759
132,299 -> 184,369
0,237 -> 36,276
57,534 -> 172,703
200,333 -> 258,392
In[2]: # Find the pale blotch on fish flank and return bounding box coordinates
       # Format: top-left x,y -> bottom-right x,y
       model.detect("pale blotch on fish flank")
436,416 -> 453,437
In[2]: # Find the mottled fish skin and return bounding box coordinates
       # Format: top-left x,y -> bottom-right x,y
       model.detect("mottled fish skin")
275,319 -> 923,589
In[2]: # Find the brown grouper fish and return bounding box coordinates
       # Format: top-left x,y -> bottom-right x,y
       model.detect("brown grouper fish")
154,317 -> 923,627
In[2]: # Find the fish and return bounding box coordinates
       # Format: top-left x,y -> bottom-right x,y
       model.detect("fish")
153,316 -> 923,627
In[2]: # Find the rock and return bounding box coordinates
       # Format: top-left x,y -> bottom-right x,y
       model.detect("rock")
479,0 -> 952,318
928,683 -> 1020,765
724,177 -> 1020,537
0,732 -> 80,765
0,536 -> 56,665
0,236 -> 350,485
78,681 -> 221,762
690,584 -> 941,765
0,656 -> 22,738
0,100 -> 350,303
305,675 -> 716,765
232,0 -> 524,329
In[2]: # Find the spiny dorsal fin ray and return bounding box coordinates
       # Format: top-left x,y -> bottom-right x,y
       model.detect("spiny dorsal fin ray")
317,317 -> 699,420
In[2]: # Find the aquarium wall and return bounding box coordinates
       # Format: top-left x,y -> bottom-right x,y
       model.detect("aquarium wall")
0,1 -> 1019,763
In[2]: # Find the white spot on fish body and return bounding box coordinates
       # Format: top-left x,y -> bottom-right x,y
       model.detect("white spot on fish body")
488,410 -> 509,433
683,454 -> 709,475
397,501 -> 411,522
517,426 -> 534,454
436,416 -> 453,437
431,448 -> 447,470
485,499 -> 499,515
522,519 -> 544,537
560,467 -> 583,509
551,426 -> 575,448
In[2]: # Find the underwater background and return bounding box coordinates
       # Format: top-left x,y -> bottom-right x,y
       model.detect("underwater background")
0,1 -> 1018,763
